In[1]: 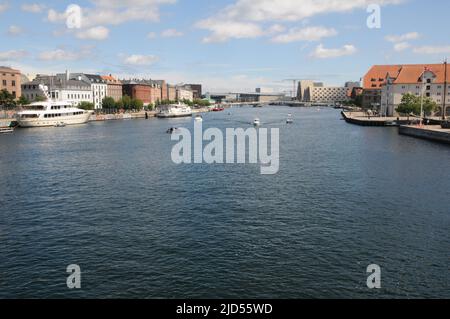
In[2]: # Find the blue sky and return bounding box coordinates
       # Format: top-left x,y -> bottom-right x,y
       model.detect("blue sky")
0,0 -> 449,93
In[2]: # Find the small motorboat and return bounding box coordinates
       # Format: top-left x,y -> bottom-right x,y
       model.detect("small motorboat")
286,114 -> 293,124
166,127 -> 179,134
253,118 -> 261,127
194,115 -> 203,122
212,107 -> 225,112
0,127 -> 14,134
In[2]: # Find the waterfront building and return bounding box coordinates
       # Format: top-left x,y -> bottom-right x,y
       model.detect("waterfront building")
122,80 -> 162,105
362,65 -> 403,109
183,84 -> 202,99
297,80 -> 324,102
176,86 -> 194,102
21,74 -> 91,106
152,80 -> 168,100
101,75 -> 123,102
167,85 -> 177,101
238,92 -> 286,103
308,86 -> 350,104
0,66 -> 22,99
380,64 -> 450,117
69,73 -> 107,109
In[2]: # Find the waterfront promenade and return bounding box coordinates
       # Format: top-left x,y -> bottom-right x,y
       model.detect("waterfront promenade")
399,125 -> 450,144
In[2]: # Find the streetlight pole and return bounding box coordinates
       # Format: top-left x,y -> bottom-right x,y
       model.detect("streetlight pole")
420,67 -> 425,127
443,59 -> 448,120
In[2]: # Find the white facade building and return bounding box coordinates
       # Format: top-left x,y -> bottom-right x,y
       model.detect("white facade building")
70,73 -> 107,109
21,76 -> 92,106
176,87 -> 194,102
380,64 -> 450,116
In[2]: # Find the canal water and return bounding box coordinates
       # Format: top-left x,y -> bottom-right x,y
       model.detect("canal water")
0,106 -> 449,298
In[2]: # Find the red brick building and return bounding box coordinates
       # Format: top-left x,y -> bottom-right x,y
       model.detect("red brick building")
122,80 -> 162,105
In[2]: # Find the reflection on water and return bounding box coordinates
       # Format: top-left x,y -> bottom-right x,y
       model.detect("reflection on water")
0,107 -> 449,298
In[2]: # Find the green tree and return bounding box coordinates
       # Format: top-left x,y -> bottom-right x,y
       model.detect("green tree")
79,101 -> 95,110
193,99 -> 211,107
396,93 -> 419,115
0,89 -> 16,107
115,99 -> 124,109
121,95 -> 132,110
397,93 -> 439,116
130,99 -> 144,111
17,95 -> 30,106
34,95 -> 47,102
102,96 -> 116,110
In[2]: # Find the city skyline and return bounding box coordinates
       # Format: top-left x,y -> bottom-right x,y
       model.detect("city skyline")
0,0 -> 449,93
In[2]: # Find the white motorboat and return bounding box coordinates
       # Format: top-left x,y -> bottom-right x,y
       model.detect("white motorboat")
253,118 -> 261,127
286,114 -> 294,124
16,101 -> 92,128
0,127 -> 14,134
157,103 -> 192,118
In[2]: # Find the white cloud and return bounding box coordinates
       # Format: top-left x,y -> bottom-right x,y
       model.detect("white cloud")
385,32 -> 420,42
413,45 -> 450,55
47,0 -> 177,28
267,24 -> 286,34
21,3 -> 46,13
0,2 -> 8,14
310,44 -> 357,59
7,25 -> 24,36
197,0 -> 402,42
393,42 -> 411,52
123,54 -> 159,66
161,28 -> 183,38
75,26 -> 110,40
0,50 -> 29,61
38,49 -> 90,61
271,26 -> 337,43
197,19 -> 264,43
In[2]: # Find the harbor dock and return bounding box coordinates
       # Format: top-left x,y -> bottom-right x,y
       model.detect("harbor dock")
399,125 -> 450,144
342,111 -> 420,127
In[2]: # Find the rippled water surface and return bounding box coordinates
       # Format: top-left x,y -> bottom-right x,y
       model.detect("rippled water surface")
0,107 -> 449,298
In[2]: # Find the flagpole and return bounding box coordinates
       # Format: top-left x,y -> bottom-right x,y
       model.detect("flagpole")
443,59 -> 448,120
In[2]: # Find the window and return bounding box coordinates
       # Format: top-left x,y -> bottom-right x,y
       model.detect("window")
426,93 -> 430,97
426,86 -> 431,90
427,79 -> 431,83
2,80 -> 6,86
12,80 -> 15,87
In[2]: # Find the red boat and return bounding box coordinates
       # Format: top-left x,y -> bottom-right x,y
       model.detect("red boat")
212,107 -> 225,112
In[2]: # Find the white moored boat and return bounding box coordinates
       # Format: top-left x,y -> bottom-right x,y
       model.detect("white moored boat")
156,103 -> 192,118
16,101 -> 92,128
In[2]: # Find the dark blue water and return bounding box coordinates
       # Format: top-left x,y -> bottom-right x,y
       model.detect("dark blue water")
0,107 -> 449,298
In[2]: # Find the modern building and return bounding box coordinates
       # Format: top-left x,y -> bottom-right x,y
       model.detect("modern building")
297,80 -> 323,102
101,75 -> 123,102
183,84 -> 202,99
238,92 -> 286,103
21,74 -> 92,106
308,86 -> 350,104
380,63 -> 450,116
0,66 -> 22,99
204,93 -> 238,104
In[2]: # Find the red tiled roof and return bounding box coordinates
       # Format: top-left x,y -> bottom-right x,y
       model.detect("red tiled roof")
393,64 -> 450,84
363,65 -> 402,89
363,63 -> 450,89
